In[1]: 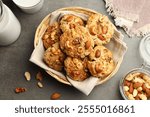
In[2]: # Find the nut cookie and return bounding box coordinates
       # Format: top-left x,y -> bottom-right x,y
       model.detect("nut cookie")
64,57 -> 88,81
60,14 -> 84,32
43,43 -> 66,71
42,22 -> 62,49
87,14 -> 114,45
87,46 -> 115,78
60,26 -> 94,58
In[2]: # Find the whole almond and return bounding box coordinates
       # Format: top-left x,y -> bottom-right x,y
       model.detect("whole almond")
95,50 -> 101,58
142,84 -> 147,92
89,26 -> 97,35
98,35 -> 105,41
66,16 -> 74,22
24,72 -> 31,81
145,88 -> 150,97
135,95 -> 140,100
133,82 -> 143,89
36,72 -> 43,81
51,93 -> 61,100
124,80 -> 131,87
129,83 -> 134,94
85,41 -> 91,49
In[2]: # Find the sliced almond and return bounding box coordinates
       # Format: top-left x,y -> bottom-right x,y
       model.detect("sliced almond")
24,71 -> 31,81
51,92 -> 61,100
37,82 -> 43,88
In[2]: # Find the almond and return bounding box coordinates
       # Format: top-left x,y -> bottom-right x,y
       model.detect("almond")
51,92 -> 61,100
24,71 -> 31,81
36,72 -> 43,81
95,50 -> 101,58
124,80 -> 131,87
129,83 -> 134,94
142,84 -> 147,92
85,40 -> 91,49
98,35 -> 105,41
15,88 -> 27,93
89,26 -> 96,35
145,88 -> 150,97
135,95 -> 140,100
133,82 -> 143,89
66,16 -> 74,22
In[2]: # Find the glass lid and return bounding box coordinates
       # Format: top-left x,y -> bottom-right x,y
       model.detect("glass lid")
139,34 -> 150,66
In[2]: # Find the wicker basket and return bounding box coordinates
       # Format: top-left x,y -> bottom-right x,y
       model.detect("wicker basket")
34,7 -> 123,86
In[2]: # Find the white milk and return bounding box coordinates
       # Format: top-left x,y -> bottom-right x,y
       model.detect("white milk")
0,3 -> 21,46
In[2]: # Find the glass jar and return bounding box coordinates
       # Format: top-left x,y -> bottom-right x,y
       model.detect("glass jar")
120,34 -> 150,100
0,0 -> 21,46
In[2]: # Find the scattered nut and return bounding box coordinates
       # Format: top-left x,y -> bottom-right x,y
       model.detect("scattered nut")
24,71 -> 31,81
51,92 -> 61,100
36,72 -> 43,81
37,82 -> 43,88
15,88 -> 27,93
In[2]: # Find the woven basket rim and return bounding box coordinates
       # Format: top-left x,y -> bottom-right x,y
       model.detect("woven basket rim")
34,7 -> 123,86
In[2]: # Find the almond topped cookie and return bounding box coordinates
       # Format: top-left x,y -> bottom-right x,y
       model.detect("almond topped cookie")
60,26 -> 94,58
64,57 -> 88,81
43,43 -> 66,71
87,45 -> 115,78
60,14 -> 84,32
42,22 -> 62,49
87,14 -> 114,45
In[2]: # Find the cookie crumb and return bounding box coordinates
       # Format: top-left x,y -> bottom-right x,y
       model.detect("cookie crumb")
50,92 -> 61,100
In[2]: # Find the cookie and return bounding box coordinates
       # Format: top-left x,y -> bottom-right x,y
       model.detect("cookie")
42,22 -> 62,49
87,45 -> 115,78
60,26 -> 94,58
87,14 -> 114,45
64,57 -> 88,81
60,14 -> 84,32
43,43 -> 66,71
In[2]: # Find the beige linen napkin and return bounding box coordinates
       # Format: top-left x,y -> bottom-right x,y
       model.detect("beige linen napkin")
30,11 -> 127,95
105,0 -> 150,37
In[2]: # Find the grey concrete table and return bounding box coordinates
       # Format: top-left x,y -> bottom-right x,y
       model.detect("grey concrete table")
0,0 -> 143,100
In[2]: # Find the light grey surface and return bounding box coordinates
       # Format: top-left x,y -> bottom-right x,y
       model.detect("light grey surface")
0,0 -> 143,100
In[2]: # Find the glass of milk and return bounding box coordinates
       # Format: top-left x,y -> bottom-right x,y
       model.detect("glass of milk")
12,0 -> 44,14
0,0 -> 21,46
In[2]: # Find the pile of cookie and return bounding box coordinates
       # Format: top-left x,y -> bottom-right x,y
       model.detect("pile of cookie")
42,13 -> 115,81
